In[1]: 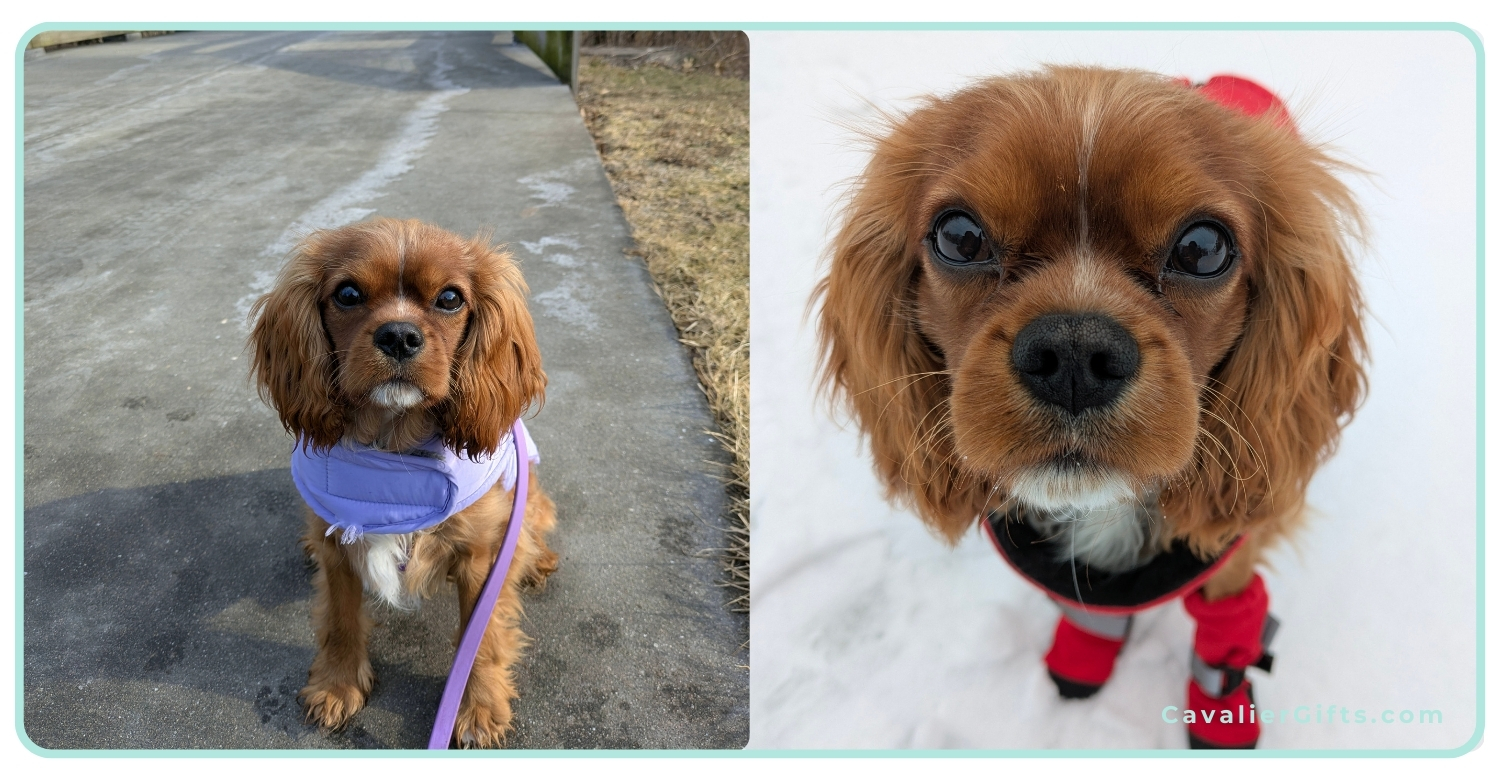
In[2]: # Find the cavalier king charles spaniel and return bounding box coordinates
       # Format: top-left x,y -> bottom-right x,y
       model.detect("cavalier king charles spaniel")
250,218 -> 556,747
816,67 -> 1365,748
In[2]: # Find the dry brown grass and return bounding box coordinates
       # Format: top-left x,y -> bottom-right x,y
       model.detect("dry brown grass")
575,55 -> 749,610
580,31 -> 750,79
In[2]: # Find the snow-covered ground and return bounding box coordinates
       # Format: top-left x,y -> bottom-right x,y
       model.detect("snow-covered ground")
749,30 -> 1478,750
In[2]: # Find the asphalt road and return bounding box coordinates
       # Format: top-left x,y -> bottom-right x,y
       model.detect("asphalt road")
22,30 -> 747,750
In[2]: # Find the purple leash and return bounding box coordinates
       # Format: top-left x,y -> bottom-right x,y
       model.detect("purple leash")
427,419 -> 529,749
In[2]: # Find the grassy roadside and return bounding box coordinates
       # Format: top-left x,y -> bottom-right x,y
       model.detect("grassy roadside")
574,55 -> 749,610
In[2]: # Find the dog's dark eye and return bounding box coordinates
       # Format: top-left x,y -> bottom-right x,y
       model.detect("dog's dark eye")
333,284 -> 363,308
435,288 -> 464,312
1168,222 -> 1236,277
929,211 -> 995,265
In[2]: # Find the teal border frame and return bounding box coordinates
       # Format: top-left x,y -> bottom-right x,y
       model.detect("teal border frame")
12,20 -> 1485,758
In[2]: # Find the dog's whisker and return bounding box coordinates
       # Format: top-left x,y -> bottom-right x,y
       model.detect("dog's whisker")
856,369 -> 955,396
899,403 -> 957,487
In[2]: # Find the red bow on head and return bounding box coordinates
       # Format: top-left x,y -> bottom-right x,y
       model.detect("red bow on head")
1178,74 -> 1296,133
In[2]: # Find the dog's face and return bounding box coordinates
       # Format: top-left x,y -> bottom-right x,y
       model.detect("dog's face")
818,67 -> 1365,552
251,218 -> 546,456
316,226 -> 477,413
914,77 -> 1262,511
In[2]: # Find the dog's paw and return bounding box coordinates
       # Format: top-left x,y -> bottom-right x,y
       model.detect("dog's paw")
521,549 -> 559,590
454,699 -> 514,748
300,681 -> 367,730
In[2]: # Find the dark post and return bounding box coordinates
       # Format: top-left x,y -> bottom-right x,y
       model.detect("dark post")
515,30 -> 577,92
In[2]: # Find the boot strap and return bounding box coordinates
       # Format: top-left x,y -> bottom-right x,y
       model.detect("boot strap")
1055,601 -> 1132,640
1191,614 -> 1279,697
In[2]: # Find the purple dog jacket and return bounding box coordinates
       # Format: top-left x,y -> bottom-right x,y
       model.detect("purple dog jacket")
290,421 -> 539,543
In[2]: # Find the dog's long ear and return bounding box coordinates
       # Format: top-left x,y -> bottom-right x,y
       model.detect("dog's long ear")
815,116 -> 987,543
249,235 -> 345,449
442,237 -> 547,458
1164,134 -> 1367,555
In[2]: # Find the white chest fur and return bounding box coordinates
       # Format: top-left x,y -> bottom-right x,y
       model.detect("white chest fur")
1021,498 -> 1162,573
341,533 -> 416,610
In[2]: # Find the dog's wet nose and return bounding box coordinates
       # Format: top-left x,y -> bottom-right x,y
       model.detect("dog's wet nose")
1011,313 -> 1139,415
373,321 -> 425,361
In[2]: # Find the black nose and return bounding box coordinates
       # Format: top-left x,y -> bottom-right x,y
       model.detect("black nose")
373,321 -> 425,362
1011,313 -> 1140,415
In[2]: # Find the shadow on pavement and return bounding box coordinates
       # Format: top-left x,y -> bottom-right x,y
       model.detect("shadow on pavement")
27,470 -> 475,749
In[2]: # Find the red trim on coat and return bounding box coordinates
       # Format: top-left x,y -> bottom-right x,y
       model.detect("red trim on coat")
981,517 -> 1245,616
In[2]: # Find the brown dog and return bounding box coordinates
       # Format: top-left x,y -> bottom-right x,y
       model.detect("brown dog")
817,66 -> 1364,632
250,218 -> 557,747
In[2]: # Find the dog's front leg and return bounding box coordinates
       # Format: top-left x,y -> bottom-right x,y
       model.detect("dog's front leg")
1183,532 -> 1274,749
301,520 -> 374,730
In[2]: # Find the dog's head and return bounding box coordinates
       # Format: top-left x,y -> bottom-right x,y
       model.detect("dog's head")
817,67 -> 1365,555
250,218 -> 546,456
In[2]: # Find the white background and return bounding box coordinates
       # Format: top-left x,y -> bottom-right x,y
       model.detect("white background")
750,29 -> 1479,750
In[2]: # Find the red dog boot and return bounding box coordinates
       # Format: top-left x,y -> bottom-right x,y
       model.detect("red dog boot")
1182,573 -> 1279,748
1044,602 -> 1132,699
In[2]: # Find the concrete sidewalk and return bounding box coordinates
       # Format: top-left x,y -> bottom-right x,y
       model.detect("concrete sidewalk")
22,30 -> 746,750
